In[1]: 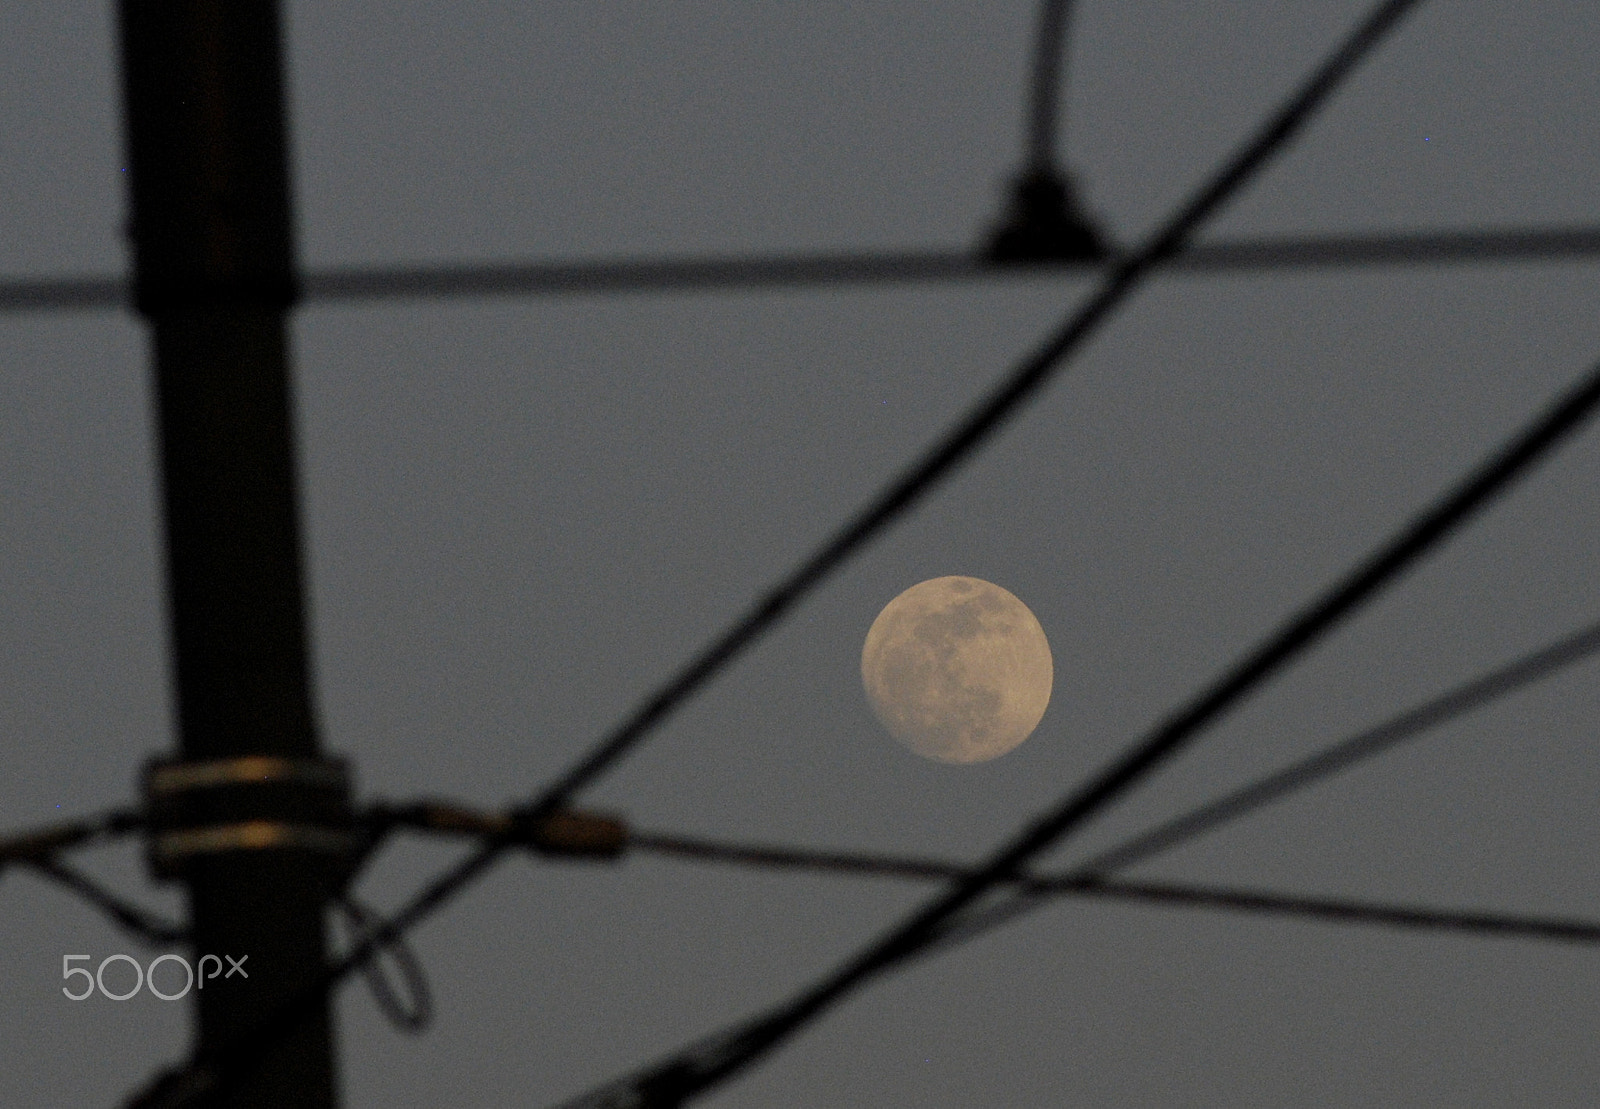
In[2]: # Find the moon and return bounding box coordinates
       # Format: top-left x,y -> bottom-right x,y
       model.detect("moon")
861,576 -> 1052,764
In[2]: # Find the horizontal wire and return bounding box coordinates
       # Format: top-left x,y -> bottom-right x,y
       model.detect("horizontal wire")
0,808 -> 141,863
631,832 -> 962,882
370,599 -> 1600,942
0,811 -> 181,946
350,449 -> 1600,1000
301,227 -> 1600,300
7,226 -> 1600,314
629,831 -> 1600,946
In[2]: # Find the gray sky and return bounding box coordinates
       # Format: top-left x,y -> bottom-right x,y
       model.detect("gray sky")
6,2 -> 1600,1105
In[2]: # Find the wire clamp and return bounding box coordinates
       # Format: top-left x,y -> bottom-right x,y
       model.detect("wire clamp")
143,755 -> 355,880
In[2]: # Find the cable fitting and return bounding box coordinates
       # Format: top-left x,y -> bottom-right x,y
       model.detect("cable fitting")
377,801 -> 628,859
985,168 -> 1109,264
519,808 -> 628,858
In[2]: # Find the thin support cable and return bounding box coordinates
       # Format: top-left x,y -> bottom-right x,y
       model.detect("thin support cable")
1027,0 -> 1074,172
1048,877 -> 1600,944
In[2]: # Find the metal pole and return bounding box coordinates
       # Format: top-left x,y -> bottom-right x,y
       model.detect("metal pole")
1026,0 -> 1071,174
117,2 -> 349,1105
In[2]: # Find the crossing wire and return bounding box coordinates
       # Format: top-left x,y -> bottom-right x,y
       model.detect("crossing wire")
925,614 -> 1600,951
112,0 -> 1600,1100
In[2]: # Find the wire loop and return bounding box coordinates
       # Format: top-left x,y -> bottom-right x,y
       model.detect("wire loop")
335,894 -> 434,1034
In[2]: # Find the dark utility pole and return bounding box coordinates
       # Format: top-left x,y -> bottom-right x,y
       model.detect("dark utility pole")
118,2 -> 350,1106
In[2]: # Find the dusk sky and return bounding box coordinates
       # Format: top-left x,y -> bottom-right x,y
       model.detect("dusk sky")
6,3 -> 1600,1105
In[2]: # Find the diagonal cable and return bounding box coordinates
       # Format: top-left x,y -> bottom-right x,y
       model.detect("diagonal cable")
0,808 -> 142,863
0,810 -> 181,946
21,857 -> 186,946
1077,618 -> 1600,875
1053,877 -> 1600,943
126,2 -> 1429,1102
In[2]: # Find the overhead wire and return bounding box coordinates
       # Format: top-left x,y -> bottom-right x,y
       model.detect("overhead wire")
537,0 -> 1600,1102
627,831 -> 1600,947
9,227 -> 1600,314
0,810 -> 184,946
0,807 -> 141,862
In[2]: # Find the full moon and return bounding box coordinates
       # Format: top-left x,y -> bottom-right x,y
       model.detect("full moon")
861,576 -> 1052,764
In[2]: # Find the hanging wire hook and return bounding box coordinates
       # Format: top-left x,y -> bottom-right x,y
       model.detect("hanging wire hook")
335,893 -> 434,1034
